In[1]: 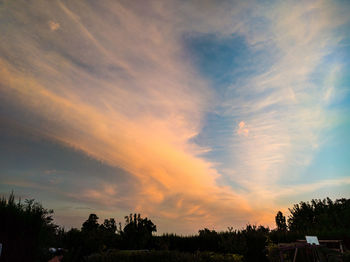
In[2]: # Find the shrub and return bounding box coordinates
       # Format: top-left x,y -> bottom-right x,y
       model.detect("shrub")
0,192 -> 57,261
85,250 -> 243,262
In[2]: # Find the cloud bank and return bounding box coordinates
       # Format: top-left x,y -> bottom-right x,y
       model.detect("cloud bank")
0,0 -> 349,233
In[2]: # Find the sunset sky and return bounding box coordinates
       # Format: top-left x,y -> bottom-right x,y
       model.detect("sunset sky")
1,0 -> 350,234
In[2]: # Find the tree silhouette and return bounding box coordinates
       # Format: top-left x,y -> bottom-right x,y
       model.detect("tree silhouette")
78,214 -> 122,255
82,213 -> 99,232
288,198 -> 350,234
275,211 -> 287,231
0,191 -> 57,261
99,218 -> 117,233
122,213 -> 157,249
3,191 -> 349,262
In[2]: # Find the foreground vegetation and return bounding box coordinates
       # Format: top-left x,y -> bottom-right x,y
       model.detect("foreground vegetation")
0,192 -> 349,261
86,250 -> 244,262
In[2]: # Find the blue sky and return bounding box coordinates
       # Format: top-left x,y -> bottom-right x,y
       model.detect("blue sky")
0,0 -> 349,234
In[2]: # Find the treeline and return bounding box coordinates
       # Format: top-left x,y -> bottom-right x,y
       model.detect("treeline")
58,213 -> 157,260
0,193 -> 349,261
0,193 -> 57,261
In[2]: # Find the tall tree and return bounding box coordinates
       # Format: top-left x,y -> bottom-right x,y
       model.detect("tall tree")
100,218 -> 117,233
288,198 -> 350,234
275,211 -> 287,231
82,214 -> 99,232
0,192 -> 57,261
122,213 -> 156,249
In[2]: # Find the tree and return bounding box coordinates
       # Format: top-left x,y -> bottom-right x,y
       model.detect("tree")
82,213 -> 99,232
275,211 -> 287,231
287,198 -> 350,234
122,213 -> 157,249
0,191 -> 57,261
100,218 -> 117,233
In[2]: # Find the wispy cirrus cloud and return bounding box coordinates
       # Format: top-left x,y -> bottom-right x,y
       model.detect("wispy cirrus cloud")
213,1 -> 350,208
0,0 -> 253,233
0,0 -> 349,233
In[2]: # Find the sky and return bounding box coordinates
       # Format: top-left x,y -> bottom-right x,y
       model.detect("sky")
0,0 -> 350,234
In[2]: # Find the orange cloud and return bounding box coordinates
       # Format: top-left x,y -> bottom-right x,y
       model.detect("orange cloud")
237,121 -> 249,136
48,20 -> 60,31
0,41 -> 253,232
1,0 -> 347,234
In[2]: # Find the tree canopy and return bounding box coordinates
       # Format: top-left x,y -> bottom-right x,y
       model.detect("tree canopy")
0,192 -> 57,261
1,192 -> 349,262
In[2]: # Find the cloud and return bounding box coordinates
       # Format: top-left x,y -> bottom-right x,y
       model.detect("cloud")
0,0 -> 349,233
0,0 -> 256,233
48,20 -> 60,31
237,121 -> 249,136
279,177 -> 350,198
215,0 -> 350,207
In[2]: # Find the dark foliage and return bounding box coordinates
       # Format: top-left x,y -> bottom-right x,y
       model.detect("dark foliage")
275,211 -> 287,232
0,192 -> 58,261
121,213 -> 157,249
58,213 -> 156,261
288,198 -> 350,236
151,225 -> 269,262
59,216 -> 122,261
1,192 -> 349,262
85,250 -> 243,262
82,214 -> 100,232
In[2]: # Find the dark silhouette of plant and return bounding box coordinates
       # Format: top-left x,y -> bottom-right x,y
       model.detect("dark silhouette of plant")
78,214 -> 121,256
99,218 -> 117,233
82,214 -> 100,232
288,198 -> 350,235
0,191 -> 57,261
275,211 -> 287,231
85,250 -> 244,262
2,191 -> 349,262
242,224 -> 269,262
122,213 -> 157,249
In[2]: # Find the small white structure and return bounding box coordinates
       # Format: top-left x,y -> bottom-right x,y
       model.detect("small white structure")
305,236 -> 319,245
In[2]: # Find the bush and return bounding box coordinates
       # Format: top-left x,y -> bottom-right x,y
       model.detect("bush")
0,192 -> 57,261
266,243 -> 279,262
342,251 -> 350,262
85,250 -> 243,262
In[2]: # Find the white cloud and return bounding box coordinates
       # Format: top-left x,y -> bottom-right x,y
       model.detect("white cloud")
216,0 -> 349,208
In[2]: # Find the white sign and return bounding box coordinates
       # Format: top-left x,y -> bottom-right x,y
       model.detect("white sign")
306,236 -> 319,245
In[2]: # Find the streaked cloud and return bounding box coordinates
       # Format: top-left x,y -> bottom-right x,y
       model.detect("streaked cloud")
0,0 -> 349,233
214,0 -> 350,208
